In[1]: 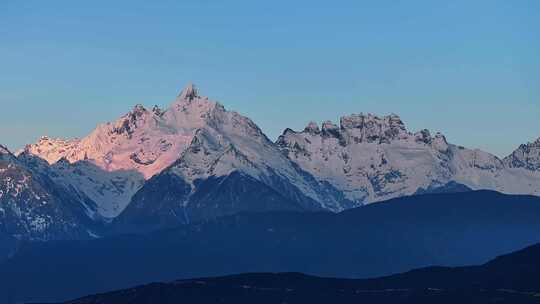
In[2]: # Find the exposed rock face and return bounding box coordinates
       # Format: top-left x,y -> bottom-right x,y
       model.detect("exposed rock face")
504,138 -> 540,171
338,113 -> 408,144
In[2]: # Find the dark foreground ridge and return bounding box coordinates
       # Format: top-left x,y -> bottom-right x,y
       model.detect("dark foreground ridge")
58,243 -> 540,304
4,191 -> 540,303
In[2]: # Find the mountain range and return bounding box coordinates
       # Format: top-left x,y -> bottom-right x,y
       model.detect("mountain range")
3,191 -> 540,303
1,83 -> 540,240
57,242 -> 540,304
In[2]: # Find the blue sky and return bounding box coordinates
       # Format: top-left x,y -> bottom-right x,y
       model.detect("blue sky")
1,0 -> 538,157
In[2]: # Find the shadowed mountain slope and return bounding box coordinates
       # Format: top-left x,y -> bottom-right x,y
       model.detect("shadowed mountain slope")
3,191 -> 540,303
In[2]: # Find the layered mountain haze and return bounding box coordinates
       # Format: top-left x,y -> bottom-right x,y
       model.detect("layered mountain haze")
4,191 -> 540,303
59,243 -> 540,304
0,83 -> 538,239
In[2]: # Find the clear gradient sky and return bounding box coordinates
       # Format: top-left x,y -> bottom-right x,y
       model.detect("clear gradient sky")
1,0 -> 539,157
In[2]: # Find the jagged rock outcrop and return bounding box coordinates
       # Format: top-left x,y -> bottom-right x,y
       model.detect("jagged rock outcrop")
504,138 -> 540,171
277,114 -> 540,203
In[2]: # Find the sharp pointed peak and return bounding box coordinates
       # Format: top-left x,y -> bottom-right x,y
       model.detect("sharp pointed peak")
178,82 -> 199,100
303,121 -> 320,134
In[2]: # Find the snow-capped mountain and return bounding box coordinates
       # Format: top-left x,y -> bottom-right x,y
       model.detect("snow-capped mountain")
114,85 -> 354,231
0,145 -> 97,240
277,114 -> 540,204
17,152 -> 141,220
10,82 -> 540,236
22,84 -> 352,227
22,84 -> 222,217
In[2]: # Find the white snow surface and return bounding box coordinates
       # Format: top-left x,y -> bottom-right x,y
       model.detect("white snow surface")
277,116 -> 540,203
